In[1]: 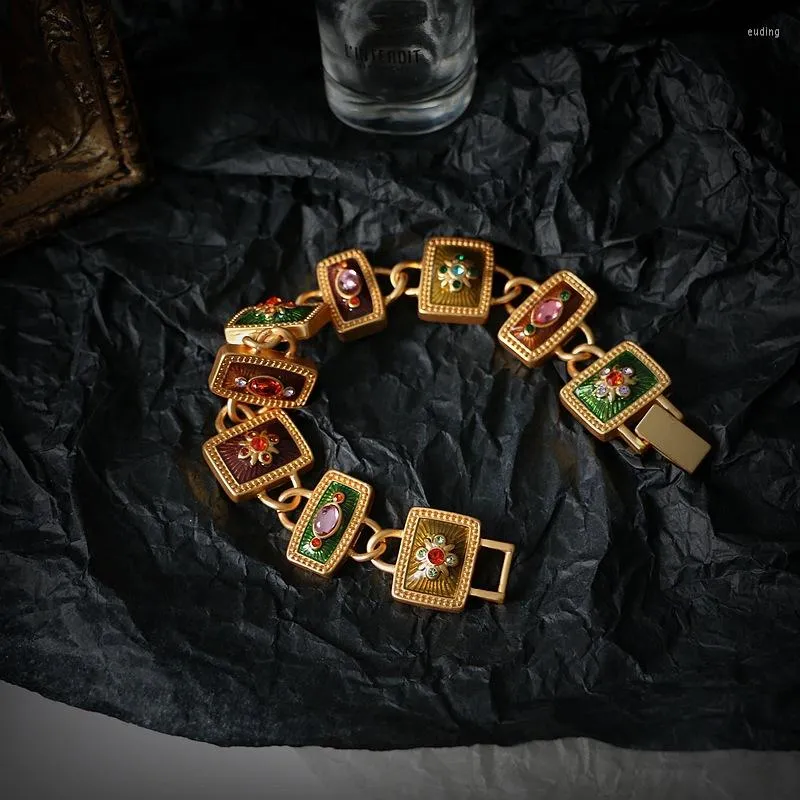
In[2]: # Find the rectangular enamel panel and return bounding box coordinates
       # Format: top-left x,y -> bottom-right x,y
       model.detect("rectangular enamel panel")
559,341 -> 671,440
418,237 -> 494,324
225,298 -> 329,344
286,470 -> 374,576
391,508 -> 481,612
208,345 -> 317,409
317,249 -> 387,340
498,271 -> 597,367
202,409 -> 313,501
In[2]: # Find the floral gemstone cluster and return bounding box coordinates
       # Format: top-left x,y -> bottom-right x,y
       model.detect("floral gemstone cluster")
411,534 -> 459,582
438,253 -> 479,292
237,430 -> 280,466
593,364 -> 637,401
255,296 -> 296,319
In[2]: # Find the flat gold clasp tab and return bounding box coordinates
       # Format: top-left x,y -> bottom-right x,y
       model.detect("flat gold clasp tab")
634,403 -> 711,474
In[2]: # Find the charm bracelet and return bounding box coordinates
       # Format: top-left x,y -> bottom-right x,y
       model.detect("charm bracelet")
202,237 -> 711,613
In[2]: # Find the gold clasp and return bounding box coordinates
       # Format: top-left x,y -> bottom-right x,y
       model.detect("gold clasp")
634,399 -> 711,473
559,340 -> 710,473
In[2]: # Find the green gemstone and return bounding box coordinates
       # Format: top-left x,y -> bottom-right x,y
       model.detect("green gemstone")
573,352 -> 657,423
439,265 -> 447,273
416,547 -> 427,560
452,280 -> 462,290
433,535 -> 446,546
456,254 -> 466,261
298,482 -> 359,564
559,290 -> 571,302
426,566 -> 440,580
523,323 -> 535,335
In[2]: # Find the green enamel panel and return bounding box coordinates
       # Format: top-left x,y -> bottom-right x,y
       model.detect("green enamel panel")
573,351 -> 658,423
297,482 -> 360,564
235,305 -> 314,327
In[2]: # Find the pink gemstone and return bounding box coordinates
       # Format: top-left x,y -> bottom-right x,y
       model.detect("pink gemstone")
532,298 -> 564,326
336,268 -> 362,297
313,503 -> 341,536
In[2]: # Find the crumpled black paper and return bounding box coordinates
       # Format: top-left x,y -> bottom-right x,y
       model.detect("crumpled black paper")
1,0 -> 800,750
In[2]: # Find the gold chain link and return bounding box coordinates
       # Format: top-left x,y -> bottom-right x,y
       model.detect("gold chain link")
389,260 -> 421,298
363,526 -> 405,574
257,480 -> 311,530
215,399 -> 255,432
348,516 -> 389,562
490,265 -> 525,306
374,265 -> 410,306
565,343 -> 607,379
241,325 -> 299,358
295,289 -> 324,306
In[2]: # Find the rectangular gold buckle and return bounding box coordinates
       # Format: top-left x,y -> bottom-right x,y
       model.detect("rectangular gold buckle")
468,538 -> 514,604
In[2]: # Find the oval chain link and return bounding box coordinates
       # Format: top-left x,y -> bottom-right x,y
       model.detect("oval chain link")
257,478 -> 310,527
364,527 -> 405,574
490,265 -> 525,306
215,399 -> 256,432
348,516 -> 389,562
389,260 -> 421,298
565,343 -> 607,379
374,265 -> 410,306
241,325 -> 299,359
295,289 -> 324,306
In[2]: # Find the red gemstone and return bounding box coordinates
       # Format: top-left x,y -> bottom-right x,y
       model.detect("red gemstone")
310,536 -> 323,550
607,370 -> 625,386
427,547 -> 446,566
264,296 -> 283,306
250,435 -> 268,452
248,376 -> 283,397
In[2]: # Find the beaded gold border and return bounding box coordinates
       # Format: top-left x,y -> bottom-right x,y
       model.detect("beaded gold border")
208,346 -> 317,409
202,409 -> 313,502
391,507 -> 481,612
418,237 -> 495,324
498,271 -> 598,367
559,341 -> 671,439
286,470 -> 374,576
316,249 -> 387,340
224,303 -> 330,344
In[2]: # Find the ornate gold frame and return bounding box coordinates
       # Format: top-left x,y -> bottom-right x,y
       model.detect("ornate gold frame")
0,0 -> 149,255
202,409 -> 314,502
498,270 -> 597,367
208,345 -> 318,410
418,237 -> 494,324
316,249 -> 387,340
286,470 -> 374,576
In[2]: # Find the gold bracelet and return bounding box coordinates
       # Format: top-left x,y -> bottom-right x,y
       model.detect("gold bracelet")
202,236 -> 710,612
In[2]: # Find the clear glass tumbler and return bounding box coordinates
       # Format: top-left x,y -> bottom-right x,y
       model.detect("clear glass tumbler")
315,0 -> 477,135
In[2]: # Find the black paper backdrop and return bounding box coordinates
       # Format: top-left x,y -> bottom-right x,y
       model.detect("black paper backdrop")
1,0 -> 799,749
